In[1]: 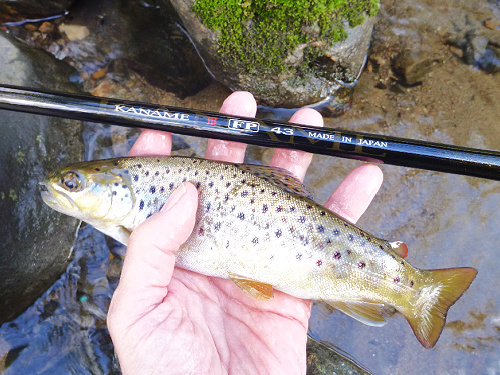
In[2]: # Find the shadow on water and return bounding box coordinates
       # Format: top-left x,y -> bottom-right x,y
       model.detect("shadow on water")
0,225 -> 121,374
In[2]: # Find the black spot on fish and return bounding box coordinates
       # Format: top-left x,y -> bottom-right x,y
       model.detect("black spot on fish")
95,168 -> 100,172
122,185 -> 127,189
196,182 -> 201,189
179,169 -> 182,173
298,216 -> 305,223
155,171 -> 159,176
146,212 -> 153,219
169,183 -> 174,190
198,227 -> 204,236
260,189 -> 265,194
220,175 -> 224,180
112,191 -> 117,196
290,207 -> 295,212
237,212 -> 245,220
271,191 -> 277,196
166,169 -> 170,174
252,237 -> 258,245
146,171 -> 151,177
134,175 -> 139,182
317,225 -> 325,233
150,186 -> 156,194
114,182 -> 119,187
289,226 -> 295,233
348,234 -> 354,241
320,211 -> 325,216
401,261 -> 405,266
241,179 -> 246,184
296,253 -> 302,260
410,280 -> 414,287
250,199 -> 255,204
276,206 -> 283,212
333,229 -> 340,236
187,167 -> 191,172
262,204 -> 268,213
275,229 -> 282,238
206,170 -> 210,175
241,191 -> 248,197
306,204 -> 312,210
226,182 -> 231,188
393,277 -> 400,283
215,222 -> 221,231
358,261 -> 366,269
182,177 -> 187,183
333,251 -> 341,260
380,245 -> 384,250
137,164 -> 142,168
194,170 -> 199,176
224,194 -> 229,202
139,200 -> 144,210
160,186 -> 165,193
347,249 -> 352,255
206,202 -> 211,212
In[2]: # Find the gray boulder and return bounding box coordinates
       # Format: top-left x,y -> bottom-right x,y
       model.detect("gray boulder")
0,33 -> 84,324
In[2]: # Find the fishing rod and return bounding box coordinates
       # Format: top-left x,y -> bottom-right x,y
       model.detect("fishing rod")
0,84 -> 499,181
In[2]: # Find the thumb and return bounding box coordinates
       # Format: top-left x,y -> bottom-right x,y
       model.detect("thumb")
109,182 -> 198,321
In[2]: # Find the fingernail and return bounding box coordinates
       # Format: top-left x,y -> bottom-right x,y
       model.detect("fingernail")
161,183 -> 187,212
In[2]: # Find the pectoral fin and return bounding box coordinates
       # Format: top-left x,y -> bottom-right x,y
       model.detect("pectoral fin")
229,273 -> 274,300
326,300 -> 387,327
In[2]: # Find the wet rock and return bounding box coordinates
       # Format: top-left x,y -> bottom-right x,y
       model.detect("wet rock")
169,0 -> 378,108
0,32 -> 84,324
307,337 -> 371,375
5,0 -> 213,99
0,0 -> 73,24
392,50 -> 434,86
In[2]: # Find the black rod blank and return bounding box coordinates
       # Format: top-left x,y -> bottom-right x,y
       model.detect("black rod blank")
0,84 -> 499,181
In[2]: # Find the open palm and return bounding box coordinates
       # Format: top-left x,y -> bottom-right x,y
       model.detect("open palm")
107,92 -> 383,374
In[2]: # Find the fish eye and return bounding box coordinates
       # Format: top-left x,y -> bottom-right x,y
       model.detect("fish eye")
61,171 -> 82,192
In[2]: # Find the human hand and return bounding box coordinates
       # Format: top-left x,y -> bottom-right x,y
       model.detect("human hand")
107,92 -> 383,374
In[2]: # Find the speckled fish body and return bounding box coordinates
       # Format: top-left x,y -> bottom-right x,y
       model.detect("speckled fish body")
41,156 -> 477,348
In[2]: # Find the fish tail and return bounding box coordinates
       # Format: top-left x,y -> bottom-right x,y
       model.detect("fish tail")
404,267 -> 477,348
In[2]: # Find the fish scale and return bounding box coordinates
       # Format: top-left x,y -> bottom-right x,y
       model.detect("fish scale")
40,156 -> 477,348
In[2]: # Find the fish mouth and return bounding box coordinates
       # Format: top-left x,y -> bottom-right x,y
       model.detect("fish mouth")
39,181 -> 77,212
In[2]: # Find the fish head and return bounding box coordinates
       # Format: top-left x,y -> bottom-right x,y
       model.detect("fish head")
40,160 -> 135,225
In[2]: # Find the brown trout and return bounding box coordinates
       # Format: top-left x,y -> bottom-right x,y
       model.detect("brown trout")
40,156 -> 477,348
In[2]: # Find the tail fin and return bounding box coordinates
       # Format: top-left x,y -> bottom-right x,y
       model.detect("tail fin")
404,267 -> 477,348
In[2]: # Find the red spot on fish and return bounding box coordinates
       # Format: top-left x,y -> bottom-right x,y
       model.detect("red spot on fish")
358,261 -> 366,269
394,277 -> 400,283
316,259 -> 323,266
198,227 -> 204,236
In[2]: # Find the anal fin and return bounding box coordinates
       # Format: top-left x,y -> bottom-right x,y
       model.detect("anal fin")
326,300 -> 387,327
228,273 -> 274,300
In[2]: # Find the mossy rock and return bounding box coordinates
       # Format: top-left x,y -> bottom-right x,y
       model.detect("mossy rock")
169,0 -> 378,107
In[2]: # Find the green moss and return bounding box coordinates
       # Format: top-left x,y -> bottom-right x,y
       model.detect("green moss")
8,189 -> 18,201
193,0 -> 379,74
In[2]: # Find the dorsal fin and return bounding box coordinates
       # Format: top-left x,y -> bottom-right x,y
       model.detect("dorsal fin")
326,300 -> 387,327
236,164 -> 313,199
